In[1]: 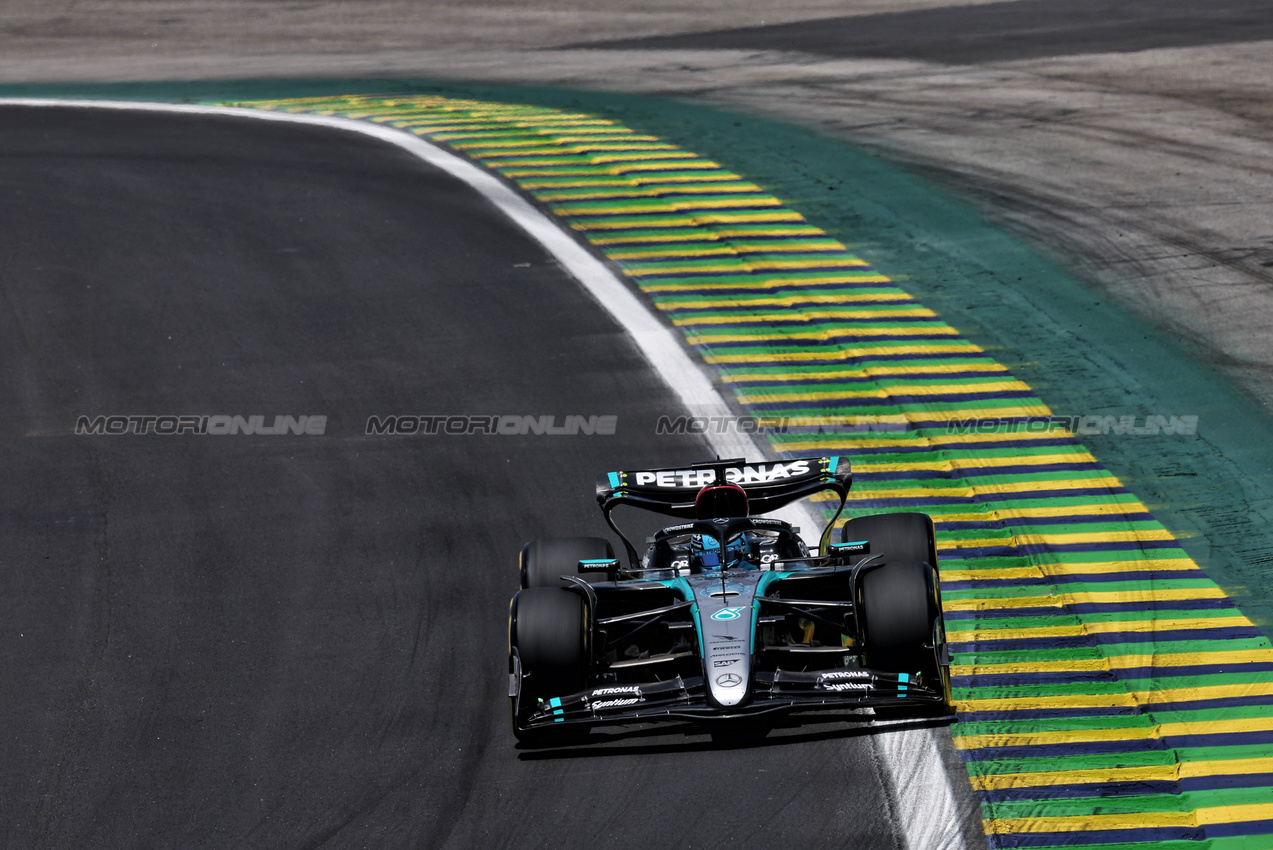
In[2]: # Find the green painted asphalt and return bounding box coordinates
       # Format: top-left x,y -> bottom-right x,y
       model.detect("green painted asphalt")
5,77 -> 1272,635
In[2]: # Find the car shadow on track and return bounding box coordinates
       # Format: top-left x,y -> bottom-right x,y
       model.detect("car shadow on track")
514,712 -> 955,759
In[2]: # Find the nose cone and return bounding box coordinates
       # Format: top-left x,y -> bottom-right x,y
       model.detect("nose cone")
699,591 -> 755,708
709,668 -> 748,706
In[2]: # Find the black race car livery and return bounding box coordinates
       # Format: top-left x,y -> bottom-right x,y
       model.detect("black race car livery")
508,456 -> 950,741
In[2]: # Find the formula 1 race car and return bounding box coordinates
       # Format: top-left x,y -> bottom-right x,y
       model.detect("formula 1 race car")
507,456 -> 950,742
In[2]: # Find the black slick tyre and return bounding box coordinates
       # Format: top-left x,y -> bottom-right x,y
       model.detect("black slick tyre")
860,560 -> 950,715
509,587 -> 588,743
840,512 -> 937,568
520,536 -> 615,589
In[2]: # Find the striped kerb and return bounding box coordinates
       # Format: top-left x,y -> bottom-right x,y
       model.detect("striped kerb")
232,94 -> 1273,848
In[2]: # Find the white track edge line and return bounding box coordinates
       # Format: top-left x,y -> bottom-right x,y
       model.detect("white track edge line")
0,97 -> 972,849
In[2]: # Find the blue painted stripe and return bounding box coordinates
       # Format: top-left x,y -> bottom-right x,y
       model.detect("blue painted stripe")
674,316 -> 950,329
986,826 -> 1211,848
847,488 -> 1139,509
857,463 -> 1108,482
736,374 -> 1021,390
650,282 -> 900,296
961,696 -> 1273,724
624,264 -> 880,280
954,664 -> 1273,689
942,568 -> 1209,587
751,392 -> 1044,410
948,628 -> 1268,652
593,234 -> 830,248
936,514 -> 1159,529
727,371 -> 1013,386
562,204 -> 805,220
695,335 -> 984,351
845,438 -> 1089,456
943,598 -> 1242,620
979,773 -> 1273,802
712,352 -> 1003,366
962,738 -> 1194,762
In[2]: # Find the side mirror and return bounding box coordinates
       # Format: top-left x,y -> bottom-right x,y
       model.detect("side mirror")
577,558 -> 619,573
830,540 -> 869,556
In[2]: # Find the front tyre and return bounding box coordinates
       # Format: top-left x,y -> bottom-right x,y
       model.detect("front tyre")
860,560 -> 950,714
509,587 -> 588,743
840,512 -> 937,569
520,536 -> 615,588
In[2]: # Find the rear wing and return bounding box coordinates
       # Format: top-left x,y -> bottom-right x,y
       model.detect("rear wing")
597,457 -> 851,563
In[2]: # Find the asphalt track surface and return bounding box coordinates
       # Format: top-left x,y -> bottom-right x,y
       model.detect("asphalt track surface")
0,107 -> 981,849
581,0 -> 1273,62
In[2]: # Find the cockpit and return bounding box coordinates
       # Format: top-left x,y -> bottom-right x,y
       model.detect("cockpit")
596,456 -> 850,571
639,482 -> 808,576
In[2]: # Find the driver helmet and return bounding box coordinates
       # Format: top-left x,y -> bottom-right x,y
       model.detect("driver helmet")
692,531 -> 751,570
692,484 -> 752,570
695,483 -> 748,520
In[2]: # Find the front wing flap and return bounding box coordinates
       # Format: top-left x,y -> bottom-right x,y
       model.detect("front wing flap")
517,667 -> 945,731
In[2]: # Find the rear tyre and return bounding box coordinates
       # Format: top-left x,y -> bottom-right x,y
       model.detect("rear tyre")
860,560 -> 950,715
840,512 -> 937,568
520,536 -> 615,589
509,587 -> 588,743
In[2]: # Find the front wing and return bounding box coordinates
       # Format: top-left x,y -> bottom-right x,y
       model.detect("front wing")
513,666 -> 946,731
